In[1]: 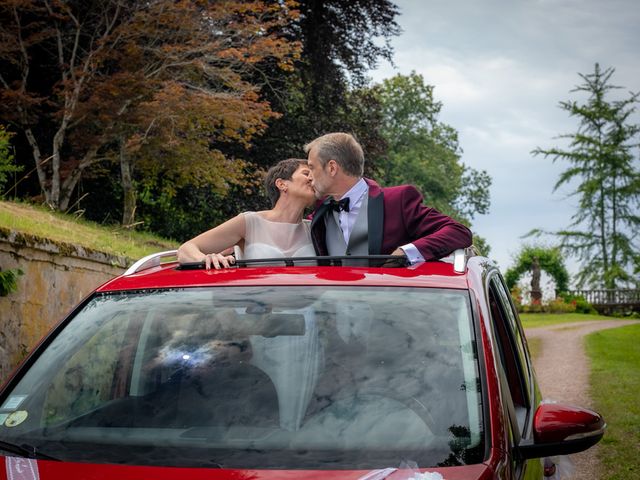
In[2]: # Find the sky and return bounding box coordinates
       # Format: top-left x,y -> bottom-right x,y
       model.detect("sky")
368,0 -> 640,283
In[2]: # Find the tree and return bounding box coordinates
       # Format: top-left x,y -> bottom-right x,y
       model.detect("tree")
296,0 -> 399,124
0,0 -> 300,219
532,64 -> 640,288
248,0 -> 400,155
372,72 -> 492,223
189,0 -> 401,220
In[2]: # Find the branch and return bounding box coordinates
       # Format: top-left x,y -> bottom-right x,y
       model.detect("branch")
11,6 -> 30,93
43,0 -> 67,84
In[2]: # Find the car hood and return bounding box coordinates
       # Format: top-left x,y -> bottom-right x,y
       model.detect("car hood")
0,457 -> 494,480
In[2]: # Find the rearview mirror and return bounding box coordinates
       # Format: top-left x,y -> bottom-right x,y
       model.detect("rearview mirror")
518,402 -> 605,459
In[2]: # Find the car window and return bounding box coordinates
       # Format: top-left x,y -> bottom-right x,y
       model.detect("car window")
0,287 -> 483,469
42,313 -> 129,424
488,276 -> 531,429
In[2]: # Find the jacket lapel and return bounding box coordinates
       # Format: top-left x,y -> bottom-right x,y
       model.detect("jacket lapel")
310,200 -> 331,255
366,178 -> 384,254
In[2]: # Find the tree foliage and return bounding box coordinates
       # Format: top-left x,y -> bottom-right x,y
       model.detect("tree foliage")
0,267 -> 22,296
0,0 -> 401,235
372,72 -> 491,222
247,0 -> 399,158
0,0 -> 301,218
532,64 -> 640,288
505,245 -> 570,295
0,125 -> 21,194
165,0 -> 402,223
367,72 -> 492,254
296,0 -> 399,122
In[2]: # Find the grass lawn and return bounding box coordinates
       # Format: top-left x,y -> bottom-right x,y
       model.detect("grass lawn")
586,323 -> 640,480
0,200 -> 177,261
520,312 -> 620,329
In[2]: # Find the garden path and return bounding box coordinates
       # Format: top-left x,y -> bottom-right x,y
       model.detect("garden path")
525,319 -> 640,479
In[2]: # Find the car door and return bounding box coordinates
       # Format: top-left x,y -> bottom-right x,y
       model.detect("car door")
487,273 -> 543,480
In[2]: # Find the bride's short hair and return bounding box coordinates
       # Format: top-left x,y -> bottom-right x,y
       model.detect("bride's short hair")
265,158 -> 308,207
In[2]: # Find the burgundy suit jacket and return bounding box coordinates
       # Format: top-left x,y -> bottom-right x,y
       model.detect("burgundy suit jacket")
309,178 -> 472,261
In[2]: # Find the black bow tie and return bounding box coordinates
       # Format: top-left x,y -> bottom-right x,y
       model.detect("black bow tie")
326,197 -> 350,213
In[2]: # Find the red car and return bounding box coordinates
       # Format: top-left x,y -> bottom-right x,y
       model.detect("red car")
0,250 -> 604,479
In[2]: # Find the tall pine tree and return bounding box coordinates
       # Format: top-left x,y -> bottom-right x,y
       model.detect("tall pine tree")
532,64 -> 640,288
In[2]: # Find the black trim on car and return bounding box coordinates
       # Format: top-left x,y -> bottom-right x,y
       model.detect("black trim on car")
468,288 -> 492,462
177,255 -> 410,269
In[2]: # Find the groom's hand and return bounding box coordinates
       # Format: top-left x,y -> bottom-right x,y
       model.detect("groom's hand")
382,248 -> 408,267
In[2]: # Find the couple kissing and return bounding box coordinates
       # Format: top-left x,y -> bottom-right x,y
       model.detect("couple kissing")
177,132 -> 472,269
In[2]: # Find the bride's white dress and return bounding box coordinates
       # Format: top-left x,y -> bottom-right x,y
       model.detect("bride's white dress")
234,211 -> 315,260
233,213 -> 319,432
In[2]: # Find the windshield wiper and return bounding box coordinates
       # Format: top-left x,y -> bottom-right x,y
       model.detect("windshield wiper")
0,440 -> 59,461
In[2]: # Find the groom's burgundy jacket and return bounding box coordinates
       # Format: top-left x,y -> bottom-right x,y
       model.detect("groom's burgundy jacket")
310,178 -> 472,261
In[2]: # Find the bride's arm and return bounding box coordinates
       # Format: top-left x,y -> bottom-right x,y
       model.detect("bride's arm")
177,214 -> 246,264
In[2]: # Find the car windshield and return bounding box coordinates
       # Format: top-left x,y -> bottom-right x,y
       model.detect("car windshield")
0,286 -> 484,469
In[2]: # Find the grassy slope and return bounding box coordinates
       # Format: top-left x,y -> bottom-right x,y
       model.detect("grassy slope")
0,200 -> 178,261
586,324 -> 640,480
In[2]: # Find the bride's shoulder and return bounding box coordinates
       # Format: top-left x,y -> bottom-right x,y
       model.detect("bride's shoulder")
242,211 -> 273,226
239,211 -> 263,219
245,211 -> 271,220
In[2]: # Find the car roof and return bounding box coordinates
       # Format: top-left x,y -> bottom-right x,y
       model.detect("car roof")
97,250 -> 480,292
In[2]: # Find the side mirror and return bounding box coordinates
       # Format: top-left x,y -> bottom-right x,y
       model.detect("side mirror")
518,402 -> 606,459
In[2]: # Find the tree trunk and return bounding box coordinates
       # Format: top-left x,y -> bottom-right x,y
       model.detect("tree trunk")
23,128 -> 52,206
120,140 -> 136,227
531,257 -> 542,304
609,172 -> 618,289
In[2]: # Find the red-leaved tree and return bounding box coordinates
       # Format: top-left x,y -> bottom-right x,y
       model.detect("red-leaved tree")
0,0 -> 300,223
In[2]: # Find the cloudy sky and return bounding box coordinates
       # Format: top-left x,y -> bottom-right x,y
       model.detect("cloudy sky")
369,0 -> 640,280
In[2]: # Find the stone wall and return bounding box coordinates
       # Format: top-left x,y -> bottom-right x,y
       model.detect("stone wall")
0,227 -> 129,382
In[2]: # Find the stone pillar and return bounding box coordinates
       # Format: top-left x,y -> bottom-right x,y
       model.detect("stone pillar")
530,256 -> 542,304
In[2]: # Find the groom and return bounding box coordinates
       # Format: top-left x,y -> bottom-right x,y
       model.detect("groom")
305,132 -> 472,264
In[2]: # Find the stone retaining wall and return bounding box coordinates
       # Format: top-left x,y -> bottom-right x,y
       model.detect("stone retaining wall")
0,227 -> 129,382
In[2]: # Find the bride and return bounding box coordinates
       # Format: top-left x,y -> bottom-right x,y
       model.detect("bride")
177,158 -> 316,269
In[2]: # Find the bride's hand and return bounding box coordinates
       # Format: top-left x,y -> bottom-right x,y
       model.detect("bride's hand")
204,253 -> 236,270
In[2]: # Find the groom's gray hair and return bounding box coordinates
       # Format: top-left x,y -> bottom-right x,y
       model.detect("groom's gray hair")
304,132 -> 364,177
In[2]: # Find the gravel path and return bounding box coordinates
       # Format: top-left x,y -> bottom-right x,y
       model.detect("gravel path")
524,320 -> 640,479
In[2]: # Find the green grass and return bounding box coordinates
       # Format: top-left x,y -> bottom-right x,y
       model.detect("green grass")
586,324 -> 640,480
520,312 -> 618,329
0,200 -> 178,261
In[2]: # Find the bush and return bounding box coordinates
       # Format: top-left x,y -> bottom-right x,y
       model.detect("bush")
0,125 -> 22,194
521,302 -> 544,314
512,291 -> 598,315
0,267 -> 23,296
546,297 -> 577,313
559,293 -> 597,314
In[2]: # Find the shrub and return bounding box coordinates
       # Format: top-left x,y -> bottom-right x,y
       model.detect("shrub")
0,267 -> 23,296
522,303 -> 544,314
546,297 -> 577,313
516,293 -> 597,315
559,293 -> 597,314
0,125 -> 22,194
